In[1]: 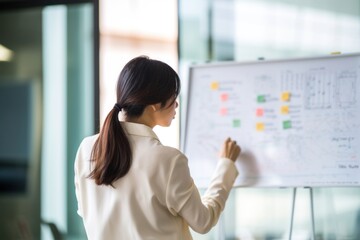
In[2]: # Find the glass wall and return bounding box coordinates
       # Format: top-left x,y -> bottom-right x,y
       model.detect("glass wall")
0,7 -> 42,239
179,0 -> 360,239
42,4 -> 96,239
0,2 -> 97,239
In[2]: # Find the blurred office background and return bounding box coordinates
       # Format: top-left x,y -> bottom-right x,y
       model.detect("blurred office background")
0,0 -> 359,239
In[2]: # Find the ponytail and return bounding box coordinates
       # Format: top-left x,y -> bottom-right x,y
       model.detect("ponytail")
88,105 -> 131,186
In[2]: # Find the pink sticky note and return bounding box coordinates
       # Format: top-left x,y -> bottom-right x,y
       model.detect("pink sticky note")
220,108 -> 228,116
220,93 -> 229,102
256,108 -> 264,117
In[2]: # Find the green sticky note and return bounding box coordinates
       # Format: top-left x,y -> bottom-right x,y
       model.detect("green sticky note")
233,119 -> 241,128
257,95 -> 266,103
283,120 -> 292,129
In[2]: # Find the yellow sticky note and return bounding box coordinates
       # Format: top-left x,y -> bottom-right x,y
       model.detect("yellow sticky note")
281,105 -> 289,114
256,122 -> 265,131
210,81 -> 219,90
281,91 -> 291,101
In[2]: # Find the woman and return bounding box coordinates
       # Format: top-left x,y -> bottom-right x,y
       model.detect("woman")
74,56 -> 241,240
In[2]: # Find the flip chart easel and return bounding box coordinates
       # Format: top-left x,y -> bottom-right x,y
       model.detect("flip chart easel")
288,187 -> 316,240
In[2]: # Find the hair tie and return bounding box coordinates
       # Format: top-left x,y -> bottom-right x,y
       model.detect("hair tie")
114,103 -> 122,112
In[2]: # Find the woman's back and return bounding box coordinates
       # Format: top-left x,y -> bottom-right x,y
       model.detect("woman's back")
75,122 -> 194,240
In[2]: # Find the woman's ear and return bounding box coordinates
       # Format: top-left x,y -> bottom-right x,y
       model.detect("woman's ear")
150,103 -> 161,112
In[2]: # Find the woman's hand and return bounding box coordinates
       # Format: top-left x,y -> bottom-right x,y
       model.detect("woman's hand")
220,137 -> 241,162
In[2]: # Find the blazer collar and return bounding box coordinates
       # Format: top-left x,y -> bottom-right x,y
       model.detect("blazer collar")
120,121 -> 159,140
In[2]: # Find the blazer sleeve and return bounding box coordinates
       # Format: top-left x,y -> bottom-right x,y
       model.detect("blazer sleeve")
165,153 -> 238,234
74,140 -> 84,218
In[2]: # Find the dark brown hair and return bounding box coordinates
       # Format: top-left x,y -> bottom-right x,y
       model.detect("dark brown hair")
88,56 -> 181,186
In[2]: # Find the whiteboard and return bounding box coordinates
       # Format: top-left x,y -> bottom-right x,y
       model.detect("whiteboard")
183,53 -> 360,188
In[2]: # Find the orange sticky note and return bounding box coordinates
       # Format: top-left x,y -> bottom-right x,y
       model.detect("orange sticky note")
256,122 -> 265,131
280,105 -> 289,114
210,81 -> 219,90
281,91 -> 291,101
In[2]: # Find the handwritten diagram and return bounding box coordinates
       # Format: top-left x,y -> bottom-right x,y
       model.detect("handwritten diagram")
184,54 -> 360,187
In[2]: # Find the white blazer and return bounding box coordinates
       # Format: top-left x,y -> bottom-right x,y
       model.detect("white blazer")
74,122 -> 238,240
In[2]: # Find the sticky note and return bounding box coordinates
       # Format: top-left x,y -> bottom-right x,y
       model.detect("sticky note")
257,95 -> 266,103
280,105 -> 289,114
221,93 -> 229,102
210,81 -> 219,90
256,108 -> 264,117
233,119 -> 241,128
281,91 -> 291,101
283,120 -> 292,129
220,108 -> 227,116
256,122 -> 265,131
